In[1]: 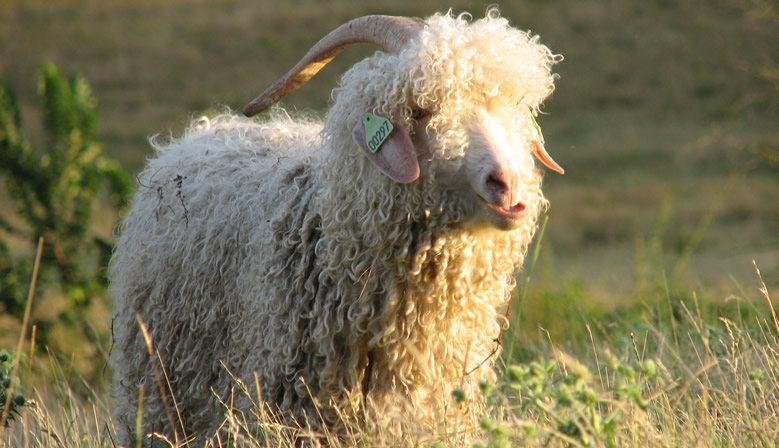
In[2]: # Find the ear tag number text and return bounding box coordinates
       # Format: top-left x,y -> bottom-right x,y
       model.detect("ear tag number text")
363,113 -> 394,153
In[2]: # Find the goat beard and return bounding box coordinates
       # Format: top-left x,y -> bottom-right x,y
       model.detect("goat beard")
261,157 -> 542,432
306,183 -> 538,423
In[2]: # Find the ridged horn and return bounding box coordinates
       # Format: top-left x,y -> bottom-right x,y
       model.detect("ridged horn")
243,15 -> 425,117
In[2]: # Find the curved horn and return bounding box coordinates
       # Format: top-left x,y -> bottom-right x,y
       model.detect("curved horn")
532,140 -> 565,175
243,15 -> 425,117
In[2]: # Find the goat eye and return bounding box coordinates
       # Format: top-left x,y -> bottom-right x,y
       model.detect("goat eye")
410,107 -> 429,120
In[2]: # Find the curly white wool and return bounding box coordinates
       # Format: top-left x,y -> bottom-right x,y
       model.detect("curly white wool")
110,9 -> 560,446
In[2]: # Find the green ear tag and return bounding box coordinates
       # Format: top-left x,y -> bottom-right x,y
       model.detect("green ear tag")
363,113 -> 394,153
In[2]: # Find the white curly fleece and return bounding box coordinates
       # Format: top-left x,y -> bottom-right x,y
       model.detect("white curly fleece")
110,9 -> 559,446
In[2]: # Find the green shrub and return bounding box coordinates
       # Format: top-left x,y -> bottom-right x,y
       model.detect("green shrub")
0,63 -> 132,377
0,351 -> 25,428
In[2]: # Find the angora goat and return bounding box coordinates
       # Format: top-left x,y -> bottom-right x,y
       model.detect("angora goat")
110,9 -> 563,446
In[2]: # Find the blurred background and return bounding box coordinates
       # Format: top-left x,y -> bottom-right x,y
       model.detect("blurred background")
0,0 -> 776,384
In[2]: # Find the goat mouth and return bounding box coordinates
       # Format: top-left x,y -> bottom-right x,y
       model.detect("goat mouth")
491,202 -> 527,219
478,196 -> 528,221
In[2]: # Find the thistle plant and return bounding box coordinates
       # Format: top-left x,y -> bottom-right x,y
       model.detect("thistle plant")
473,352 -> 663,447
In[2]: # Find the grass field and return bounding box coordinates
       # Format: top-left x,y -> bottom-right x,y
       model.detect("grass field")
1,0 -> 774,297
2,265 -> 777,447
0,0 -> 777,446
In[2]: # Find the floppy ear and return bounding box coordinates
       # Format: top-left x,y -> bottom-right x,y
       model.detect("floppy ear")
352,113 -> 420,183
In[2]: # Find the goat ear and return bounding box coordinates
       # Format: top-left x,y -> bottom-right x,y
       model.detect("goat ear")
352,114 -> 420,183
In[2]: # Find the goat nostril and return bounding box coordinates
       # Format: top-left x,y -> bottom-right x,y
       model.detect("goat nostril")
486,173 -> 509,195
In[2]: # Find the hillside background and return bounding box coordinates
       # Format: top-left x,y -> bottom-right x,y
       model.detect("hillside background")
0,0 -> 777,378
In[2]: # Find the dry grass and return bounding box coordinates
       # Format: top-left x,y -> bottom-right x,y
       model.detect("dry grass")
2,258 -> 777,447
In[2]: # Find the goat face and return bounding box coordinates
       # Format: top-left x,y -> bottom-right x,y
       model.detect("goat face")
244,12 -> 562,232
411,102 -> 552,231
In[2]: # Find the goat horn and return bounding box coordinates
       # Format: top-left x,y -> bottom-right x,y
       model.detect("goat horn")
243,16 -> 425,117
532,140 -> 565,175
